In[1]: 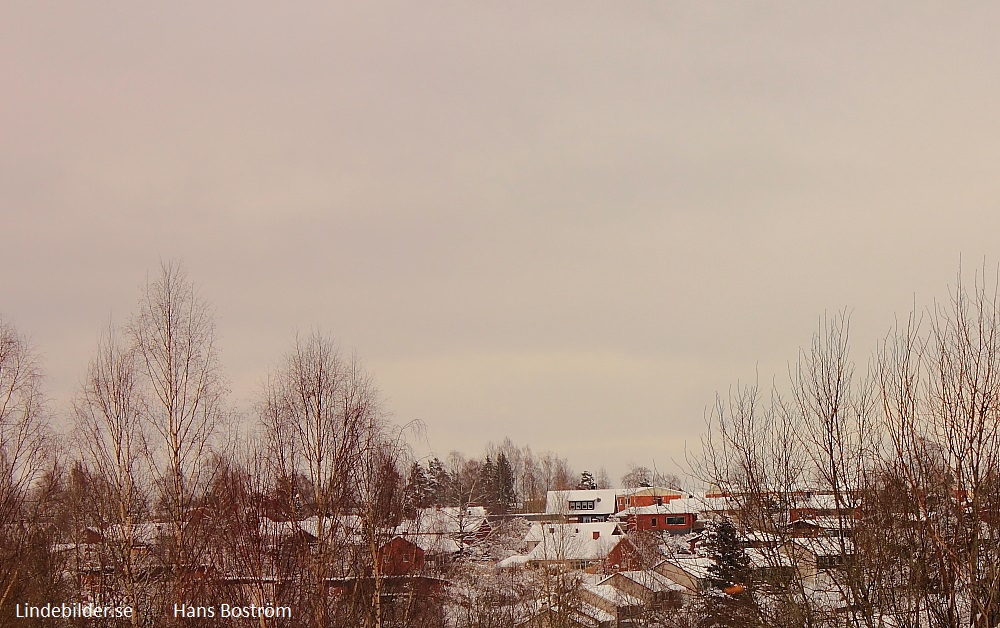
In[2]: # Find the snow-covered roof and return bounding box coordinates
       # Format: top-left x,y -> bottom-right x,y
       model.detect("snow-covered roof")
656,555 -> 715,581
297,515 -> 365,540
741,530 -> 781,544
394,507 -> 490,554
405,533 -> 462,555
525,522 -> 626,562
259,515 -> 369,543
397,507 -> 489,536
617,500 -> 699,516
789,537 -> 856,557
569,601 -> 616,625
600,570 -> 687,593
668,495 -> 739,514
584,583 -> 644,607
259,517 -> 309,540
745,547 -> 794,568
545,489 -> 618,515
104,522 -> 172,546
789,493 -> 859,511
788,516 -> 856,530
521,601 -> 614,627
526,521 -> 624,543
497,554 -> 531,568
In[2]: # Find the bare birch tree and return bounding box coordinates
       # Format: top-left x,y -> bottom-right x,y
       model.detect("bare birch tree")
259,331 -> 389,627
0,318 -> 52,620
73,320 -> 149,625
130,261 -> 227,605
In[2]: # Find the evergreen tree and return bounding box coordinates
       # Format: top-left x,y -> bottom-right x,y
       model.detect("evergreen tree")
705,517 -> 752,589
577,470 -> 597,491
427,457 -> 451,506
479,456 -> 498,511
403,462 -> 432,513
496,452 -> 517,514
698,517 -> 758,628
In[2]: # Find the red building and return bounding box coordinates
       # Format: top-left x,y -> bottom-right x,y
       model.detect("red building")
378,536 -> 425,576
618,498 -> 699,534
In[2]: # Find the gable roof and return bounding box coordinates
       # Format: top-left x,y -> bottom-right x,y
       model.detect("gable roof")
397,506 -> 489,536
788,537 -> 856,557
599,570 -> 687,593
525,522 -> 627,562
526,521 -> 624,543
655,556 -> 714,581
583,583 -> 645,607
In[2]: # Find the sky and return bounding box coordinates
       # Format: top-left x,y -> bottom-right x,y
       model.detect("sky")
3,3 -> 1000,483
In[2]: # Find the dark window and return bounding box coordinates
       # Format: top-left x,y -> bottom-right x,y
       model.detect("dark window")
666,516 -> 686,525
650,518 -> 658,527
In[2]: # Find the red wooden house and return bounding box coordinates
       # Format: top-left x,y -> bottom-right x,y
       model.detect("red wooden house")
377,536 -> 425,576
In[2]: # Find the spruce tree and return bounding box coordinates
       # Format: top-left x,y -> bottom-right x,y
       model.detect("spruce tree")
705,517 -> 751,589
496,452 -> 517,514
427,457 -> 451,506
403,462 -> 432,513
479,456 -> 498,512
698,517 -> 758,627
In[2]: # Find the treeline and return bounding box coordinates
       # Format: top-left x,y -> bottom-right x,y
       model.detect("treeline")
402,443 -> 592,515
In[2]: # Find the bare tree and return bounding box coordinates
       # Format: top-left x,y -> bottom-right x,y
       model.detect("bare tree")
696,313 -> 882,627
350,425 -> 416,628
786,312 -> 885,628
696,273 -> 1000,628
130,261 -> 227,604
73,320 -> 149,625
0,318 -> 52,619
594,467 -> 612,490
621,463 -> 683,491
259,331 -> 392,627
696,380 -> 804,628
876,270 -> 1000,627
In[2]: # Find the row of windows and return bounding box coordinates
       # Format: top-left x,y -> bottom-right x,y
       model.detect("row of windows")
568,500 -> 596,510
650,516 -> 687,527
816,554 -> 849,569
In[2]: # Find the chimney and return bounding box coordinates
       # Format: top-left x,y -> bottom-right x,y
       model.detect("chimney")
592,531 -> 600,540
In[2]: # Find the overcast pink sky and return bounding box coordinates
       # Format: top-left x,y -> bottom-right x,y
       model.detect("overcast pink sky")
3,3 -> 1000,481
